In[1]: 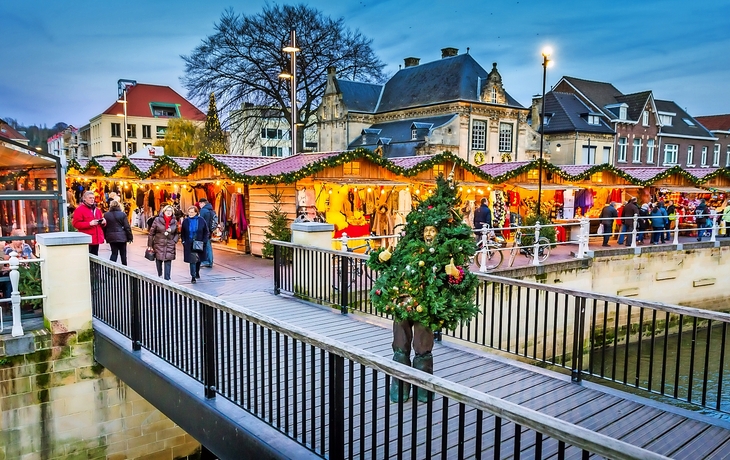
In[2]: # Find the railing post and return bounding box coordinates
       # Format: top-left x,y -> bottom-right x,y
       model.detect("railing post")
631,214 -> 638,248
273,244 -> 281,295
575,220 -> 585,259
339,254 -> 349,315
130,276 -> 142,351
202,304 -> 217,399
571,296 -> 587,382
328,352 -> 345,460
532,222 -> 541,267
479,224 -> 489,273
583,218 -> 591,254
8,252 -> 23,337
340,232 -> 349,252
673,216 -> 680,245
711,217 -> 717,243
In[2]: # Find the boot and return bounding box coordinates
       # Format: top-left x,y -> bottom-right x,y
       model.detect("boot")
413,353 -> 434,403
389,350 -> 411,403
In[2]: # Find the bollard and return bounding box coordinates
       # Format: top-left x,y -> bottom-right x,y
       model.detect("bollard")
532,222 -> 542,267
631,214 -> 638,248
479,224 -> 489,273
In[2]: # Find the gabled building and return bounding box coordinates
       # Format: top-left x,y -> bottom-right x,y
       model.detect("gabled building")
318,48 -> 532,164
0,119 -> 29,145
88,81 -> 205,157
693,114 -> 730,168
654,100 -> 717,167
47,125 -> 80,160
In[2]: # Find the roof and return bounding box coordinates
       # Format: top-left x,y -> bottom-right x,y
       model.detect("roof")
655,100 -> 715,139
376,54 -> 523,113
479,161 -> 531,178
243,152 -> 340,177
389,154 -> 441,169
0,135 -> 58,170
0,121 -> 28,142
559,77 -> 624,118
614,91 -> 652,122
102,83 -> 205,121
337,80 -> 383,113
347,115 -> 458,158
617,167 -> 670,182
211,155 -> 277,173
695,114 -> 730,132
542,92 -> 614,135
558,164 -> 600,175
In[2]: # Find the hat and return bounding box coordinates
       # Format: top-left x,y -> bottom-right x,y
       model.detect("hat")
641,203 -> 649,211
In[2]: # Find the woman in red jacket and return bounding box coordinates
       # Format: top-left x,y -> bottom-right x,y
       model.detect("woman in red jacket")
72,191 -> 106,255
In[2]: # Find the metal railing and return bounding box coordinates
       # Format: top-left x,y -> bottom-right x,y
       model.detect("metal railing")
273,241 -> 730,415
0,252 -> 45,336
91,256 -> 668,459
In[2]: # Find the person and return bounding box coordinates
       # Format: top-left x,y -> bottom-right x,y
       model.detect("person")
473,198 -> 492,232
722,203 -> 730,237
72,190 -> 106,255
181,206 -> 210,284
695,199 -> 708,241
665,200 -> 676,241
147,205 -> 179,281
197,198 -> 217,268
103,200 -> 133,266
637,203 -> 650,243
2,229 -> 35,299
657,202 -> 669,243
649,204 -> 666,244
620,196 -> 640,246
599,201 -> 618,247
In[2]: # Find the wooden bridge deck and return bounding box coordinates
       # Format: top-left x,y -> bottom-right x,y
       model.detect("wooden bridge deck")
219,291 -> 730,459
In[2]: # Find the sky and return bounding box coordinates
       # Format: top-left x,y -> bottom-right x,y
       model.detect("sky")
2,0 -> 730,128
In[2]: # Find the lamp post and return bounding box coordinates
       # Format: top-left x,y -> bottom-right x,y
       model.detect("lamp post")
537,47 -> 552,217
280,29 -> 300,157
117,87 -> 128,156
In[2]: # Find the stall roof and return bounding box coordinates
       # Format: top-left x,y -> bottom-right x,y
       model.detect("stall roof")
617,167 -> 670,182
243,152 -> 340,177
211,155 -> 277,174
479,161 -> 531,178
684,168 -> 719,180
656,186 -> 710,193
0,136 -> 58,169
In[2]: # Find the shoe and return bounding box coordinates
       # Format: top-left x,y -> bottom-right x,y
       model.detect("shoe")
601,244 -> 610,247
195,273 -> 200,279
201,264 -> 212,268
164,277 -> 170,280
191,277 -> 196,284
697,238 -> 701,241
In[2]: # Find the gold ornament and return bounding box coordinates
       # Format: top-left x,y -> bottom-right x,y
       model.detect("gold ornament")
418,260 -> 425,267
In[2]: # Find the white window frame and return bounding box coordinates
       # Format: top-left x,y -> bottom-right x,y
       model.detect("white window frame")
713,144 -> 721,166
619,107 -> 627,120
663,144 -> 678,165
471,120 -> 486,150
632,138 -> 642,163
687,145 -> 694,166
411,129 -> 417,140
491,87 -> 497,103
646,139 -> 655,163
701,146 -> 708,166
617,137 -> 628,162
498,123 -> 513,152
726,145 -> 730,167
587,115 -> 600,125
642,111 -> 649,126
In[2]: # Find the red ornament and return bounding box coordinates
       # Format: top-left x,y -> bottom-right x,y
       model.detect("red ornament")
375,289 -> 382,295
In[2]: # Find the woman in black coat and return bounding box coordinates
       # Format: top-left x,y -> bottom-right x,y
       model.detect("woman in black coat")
181,206 -> 210,284
103,200 -> 133,265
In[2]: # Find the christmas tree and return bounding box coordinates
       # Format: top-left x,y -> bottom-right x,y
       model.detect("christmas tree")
203,92 -> 228,154
262,187 -> 291,259
367,174 -> 479,331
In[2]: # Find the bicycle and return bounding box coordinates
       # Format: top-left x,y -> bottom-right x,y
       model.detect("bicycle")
472,227 -> 505,271
507,229 -> 550,267
332,238 -> 374,292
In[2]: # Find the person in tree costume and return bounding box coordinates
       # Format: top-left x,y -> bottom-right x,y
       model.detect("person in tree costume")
367,174 -> 479,402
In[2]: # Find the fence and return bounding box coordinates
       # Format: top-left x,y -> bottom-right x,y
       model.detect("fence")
90,256 -> 668,459
273,240 -> 730,415
0,250 -> 45,336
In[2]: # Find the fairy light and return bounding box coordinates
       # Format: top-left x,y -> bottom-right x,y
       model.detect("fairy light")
478,189 -> 484,195
367,187 -> 372,193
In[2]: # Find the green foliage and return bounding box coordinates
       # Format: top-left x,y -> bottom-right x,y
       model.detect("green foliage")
367,174 -> 479,331
203,93 -> 228,154
154,118 -> 203,157
262,187 -> 292,259
521,214 -> 557,247
18,263 -> 43,312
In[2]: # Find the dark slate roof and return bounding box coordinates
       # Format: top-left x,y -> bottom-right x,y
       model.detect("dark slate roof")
243,153 -> 339,176
337,80 -> 383,113
655,100 -> 716,139
615,91 -> 652,122
560,77 -> 623,118
348,115 -> 458,158
542,92 -> 614,135
211,155 -> 277,174
695,114 -> 730,131
376,54 -> 523,113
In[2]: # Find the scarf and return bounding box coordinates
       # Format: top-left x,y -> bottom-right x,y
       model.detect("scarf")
163,215 -> 172,229
188,216 -> 199,237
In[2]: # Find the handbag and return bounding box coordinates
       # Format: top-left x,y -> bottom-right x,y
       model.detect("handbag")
144,248 -> 156,261
192,240 -> 205,252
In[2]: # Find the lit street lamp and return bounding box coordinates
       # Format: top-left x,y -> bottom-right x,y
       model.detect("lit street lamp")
537,47 -> 552,217
279,29 -> 300,157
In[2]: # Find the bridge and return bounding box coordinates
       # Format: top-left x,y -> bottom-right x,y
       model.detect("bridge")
88,241 -> 730,459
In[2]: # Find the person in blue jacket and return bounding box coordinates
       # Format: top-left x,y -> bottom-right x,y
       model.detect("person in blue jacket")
181,206 -> 210,284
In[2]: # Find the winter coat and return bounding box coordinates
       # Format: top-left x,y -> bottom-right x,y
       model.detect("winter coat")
147,214 -> 179,261
695,203 -> 708,226
72,203 -> 105,245
622,201 -> 640,230
638,208 -> 650,231
103,209 -> 132,244
659,206 -> 669,226
600,205 -> 618,229
649,208 -> 665,228
473,204 -> 492,229
199,202 -> 216,236
181,216 -> 210,264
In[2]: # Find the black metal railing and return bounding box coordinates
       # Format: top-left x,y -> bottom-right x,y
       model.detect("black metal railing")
91,256 -> 665,460
272,241 -> 730,415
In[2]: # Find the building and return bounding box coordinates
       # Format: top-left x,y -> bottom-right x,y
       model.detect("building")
47,125 -> 81,160
693,114 -> 730,168
317,48 -> 532,164
228,104 -> 318,157
0,119 -> 29,145
87,81 -> 205,157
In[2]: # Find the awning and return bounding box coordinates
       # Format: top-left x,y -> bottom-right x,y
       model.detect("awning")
657,186 -> 710,193
0,139 -> 58,169
511,183 -> 581,190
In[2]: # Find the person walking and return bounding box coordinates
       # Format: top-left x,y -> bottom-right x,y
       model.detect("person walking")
649,205 -> 666,244
599,201 -> 618,247
181,206 -> 210,285
197,198 -> 217,268
72,190 -> 105,255
103,200 -> 133,266
473,198 -> 492,233
695,199 -> 708,241
637,203 -> 650,243
621,196 -> 640,246
147,205 -> 179,281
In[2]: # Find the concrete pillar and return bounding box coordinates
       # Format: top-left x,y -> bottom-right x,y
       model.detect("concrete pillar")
291,222 -> 335,249
35,232 -> 92,334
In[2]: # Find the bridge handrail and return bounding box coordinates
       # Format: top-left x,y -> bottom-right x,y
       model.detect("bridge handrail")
90,255 -> 668,460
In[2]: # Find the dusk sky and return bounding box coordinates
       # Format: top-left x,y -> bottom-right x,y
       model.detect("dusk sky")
2,0 -> 729,128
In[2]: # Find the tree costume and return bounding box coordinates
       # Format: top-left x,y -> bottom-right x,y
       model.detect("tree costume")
367,174 -> 479,402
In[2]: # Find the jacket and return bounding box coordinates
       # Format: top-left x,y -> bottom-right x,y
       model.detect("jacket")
181,216 -> 210,264
72,203 -> 105,245
622,202 -> 640,229
103,209 -> 132,244
199,202 -> 216,237
147,214 -> 179,261
473,204 -> 492,229
649,208 -> 665,228
695,203 -> 708,225
599,205 -> 618,227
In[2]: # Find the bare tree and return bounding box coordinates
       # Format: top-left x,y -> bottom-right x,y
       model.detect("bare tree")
181,4 -> 387,153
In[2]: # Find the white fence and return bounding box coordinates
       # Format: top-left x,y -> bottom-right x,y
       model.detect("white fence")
0,252 -> 45,337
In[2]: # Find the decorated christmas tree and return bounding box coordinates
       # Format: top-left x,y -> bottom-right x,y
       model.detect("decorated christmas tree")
203,92 -> 228,154
367,173 -> 479,332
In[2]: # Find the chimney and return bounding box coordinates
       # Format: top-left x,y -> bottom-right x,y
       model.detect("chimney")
404,57 -> 420,68
441,47 -> 458,58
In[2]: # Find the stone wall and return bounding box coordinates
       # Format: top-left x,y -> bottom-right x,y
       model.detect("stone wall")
0,329 -> 200,460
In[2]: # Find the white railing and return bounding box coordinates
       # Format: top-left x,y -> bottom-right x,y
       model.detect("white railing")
0,252 -> 46,337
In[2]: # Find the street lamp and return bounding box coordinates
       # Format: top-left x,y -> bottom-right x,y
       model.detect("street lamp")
537,46 -> 552,217
279,29 -> 300,157
117,87 -> 128,156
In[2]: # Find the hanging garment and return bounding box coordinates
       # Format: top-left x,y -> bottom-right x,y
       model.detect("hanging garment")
398,189 -> 412,213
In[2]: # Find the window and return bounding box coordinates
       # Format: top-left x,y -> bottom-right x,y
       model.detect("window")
687,145 -> 694,166
617,137 -> 628,162
727,145 -> 730,167
619,106 -> 627,120
471,120 -> 486,150
682,118 -> 696,127
150,103 -> 180,118
632,138 -> 642,163
156,126 -> 167,139
642,111 -> 649,126
491,87 -> 497,103
498,123 -> 513,152
129,142 -> 137,154
261,146 -> 283,157
663,144 -> 678,165
646,139 -> 655,163
261,128 -> 283,139
713,144 -> 721,166
127,124 -> 136,138
112,141 -> 122,153
432,164 -> 444,176
111,123 -> 121,137
591,172 -> 604,183
602,146 -> 611,164
581,145 -> 597,165
659,114 -> 673,126
142,125 -> 152,139
587,115 -> 600,125
411,129 -> 418,140
701,146 -> 708,166
343,161 -> 360,175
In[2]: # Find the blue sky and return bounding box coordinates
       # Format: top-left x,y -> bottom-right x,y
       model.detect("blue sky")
2,0 -> 729,127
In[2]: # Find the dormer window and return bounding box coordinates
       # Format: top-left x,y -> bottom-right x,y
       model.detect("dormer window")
412,129 -> 417,140
587,115 -> 601,125
150,103 -> 180,118
619,106 -> 627,120
659,114 -> 673,126
642,111 -> 649,126
491,87 -> 497,103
